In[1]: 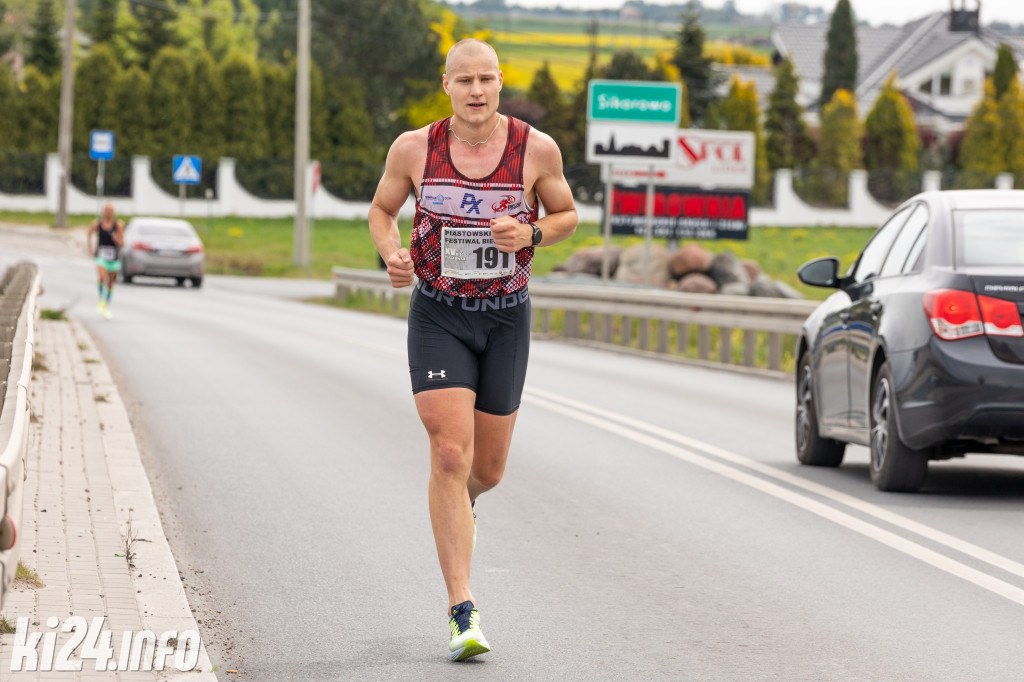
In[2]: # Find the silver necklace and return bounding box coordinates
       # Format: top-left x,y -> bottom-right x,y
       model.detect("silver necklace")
449,115 -> 502,147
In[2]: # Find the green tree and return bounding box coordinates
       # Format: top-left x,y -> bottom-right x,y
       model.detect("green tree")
220,52 -> 268,159
864,74 -> 919,172
314,0 -> 441,142
174,0 -> 261,61
812,88 -> 862,205
261,61 -> 291,159
190,51 -> 226,161
993,43 -> 1018,100
765,56 -> 815,171
27,0 -> 61,76
720,76 -> 771,204
73,45 -> 123,154
0,0 -> 13,56
821,0 -> 858,107
147,47 -> 193,157
958,79 -> 1002,183
671,1 -> 718,125
91,0 -> 118,45
13,66 -> 59,152
113,66 -> 152,156
599,50 -> 663,81
528,61 -> 576,158
132,0 -> 177,69
997,77 -> 1024,181
0,62 -> 14,149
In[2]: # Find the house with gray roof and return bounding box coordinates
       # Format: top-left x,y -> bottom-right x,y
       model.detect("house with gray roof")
771,4 -> 1024,135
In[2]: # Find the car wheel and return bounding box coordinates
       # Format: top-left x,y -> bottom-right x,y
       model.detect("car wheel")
795,352 -> 846,466
191,277 -> 202,288
176,277 -> 186,287
870,361 -> 928,492
122,273 -> 133,284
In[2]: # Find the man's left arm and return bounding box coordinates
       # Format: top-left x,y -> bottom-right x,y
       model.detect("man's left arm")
490,131 -> 577,252
527,132 -> 577,248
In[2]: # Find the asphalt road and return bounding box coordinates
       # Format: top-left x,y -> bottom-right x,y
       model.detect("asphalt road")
5,225 -> 1024,681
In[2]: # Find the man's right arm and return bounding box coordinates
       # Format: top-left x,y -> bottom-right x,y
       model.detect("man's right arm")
369,131 -> 423,288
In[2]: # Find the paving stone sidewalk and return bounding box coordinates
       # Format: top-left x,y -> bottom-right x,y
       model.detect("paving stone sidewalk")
0,318 -> 217,680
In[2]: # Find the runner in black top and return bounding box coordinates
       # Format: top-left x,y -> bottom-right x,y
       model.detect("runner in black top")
369,38 -> 577,661
87,203 -> 125,319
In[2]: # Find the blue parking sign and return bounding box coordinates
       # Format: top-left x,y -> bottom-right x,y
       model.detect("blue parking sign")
90,130 -> 115,160
173,155 -> 202,185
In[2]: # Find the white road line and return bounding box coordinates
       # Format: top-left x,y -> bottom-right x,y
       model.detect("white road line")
524,389 -> 1024,608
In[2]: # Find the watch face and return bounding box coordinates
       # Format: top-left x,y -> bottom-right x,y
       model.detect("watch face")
532,224 -> 542,245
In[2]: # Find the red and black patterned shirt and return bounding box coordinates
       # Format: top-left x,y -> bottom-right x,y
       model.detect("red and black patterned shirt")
410,115 -> 539,298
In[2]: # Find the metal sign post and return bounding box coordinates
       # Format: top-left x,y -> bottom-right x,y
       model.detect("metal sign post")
172,155 -> 202,218
644,165 -> 655,288
601,163 -> 613,285
89,130 -> 115,217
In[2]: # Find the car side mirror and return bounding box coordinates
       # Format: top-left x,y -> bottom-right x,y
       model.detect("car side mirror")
798,257 -> 841,289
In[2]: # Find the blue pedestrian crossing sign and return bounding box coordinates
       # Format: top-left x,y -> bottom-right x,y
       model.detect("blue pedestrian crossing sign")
90,130 -> 115,161
173,155 -> 202,185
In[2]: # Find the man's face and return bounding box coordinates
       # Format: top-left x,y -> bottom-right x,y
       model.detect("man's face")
102,205 -> 114,221
443,49 -> 502,124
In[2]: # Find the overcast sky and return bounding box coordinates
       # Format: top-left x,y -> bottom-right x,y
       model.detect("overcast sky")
509,1 -> 1024,27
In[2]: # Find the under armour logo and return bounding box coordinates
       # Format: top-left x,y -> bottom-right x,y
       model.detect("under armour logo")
459,193 -> 482,215
427,370 -> 447,379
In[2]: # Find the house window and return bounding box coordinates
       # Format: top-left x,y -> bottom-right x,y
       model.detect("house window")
940,72 -> 952,95
919,79 -> 933,94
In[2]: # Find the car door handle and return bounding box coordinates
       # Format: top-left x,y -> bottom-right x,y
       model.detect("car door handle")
870,302 -> 883,316
839,312 -> 851,323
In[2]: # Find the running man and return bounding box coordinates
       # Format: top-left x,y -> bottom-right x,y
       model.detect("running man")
369,38 -> 578,661
87,203 -> 125,319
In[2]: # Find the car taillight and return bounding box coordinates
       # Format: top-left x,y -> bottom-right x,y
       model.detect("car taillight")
185,245 -> 203,254
134,241 -> 154,252
923,289 -> 983,340
978,294 -> 1024,337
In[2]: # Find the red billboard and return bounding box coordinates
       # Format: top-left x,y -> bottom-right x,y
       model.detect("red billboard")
609,185 -> 750,240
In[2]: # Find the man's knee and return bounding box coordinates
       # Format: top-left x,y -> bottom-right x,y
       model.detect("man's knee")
432,439 -> 472,479
471,468 -> 503,491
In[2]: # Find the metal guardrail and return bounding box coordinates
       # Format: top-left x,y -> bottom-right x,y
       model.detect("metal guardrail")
333,267 -> 818,378
0,262 -> 40,607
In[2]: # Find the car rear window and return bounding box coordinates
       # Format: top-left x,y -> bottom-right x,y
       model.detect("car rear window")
137,224 -> 194,238
956,210 -> 1024,266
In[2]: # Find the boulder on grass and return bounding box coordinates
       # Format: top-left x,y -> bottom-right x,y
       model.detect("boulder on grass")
720,281 -> 752,296
615,244 -> 672,287
669,243 -> 714,278
742,259 -> 762,282
561,246 -> 621,277
675,272 -> 718,294
750,273 -> 778,297
709,251 -> 751,289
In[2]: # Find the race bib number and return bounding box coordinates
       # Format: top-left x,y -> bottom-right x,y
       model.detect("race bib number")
97,246 -> 117,261
441,227 -> 514,280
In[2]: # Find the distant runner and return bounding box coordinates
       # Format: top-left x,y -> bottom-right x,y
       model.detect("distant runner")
87,203 -> 125,319
369,38 -> 577,661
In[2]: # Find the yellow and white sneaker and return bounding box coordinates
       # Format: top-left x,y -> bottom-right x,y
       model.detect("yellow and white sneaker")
448,601 -> 489,662
102,303 -> 112,319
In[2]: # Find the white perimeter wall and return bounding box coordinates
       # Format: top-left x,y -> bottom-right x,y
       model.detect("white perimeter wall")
0,155 -> 1013,228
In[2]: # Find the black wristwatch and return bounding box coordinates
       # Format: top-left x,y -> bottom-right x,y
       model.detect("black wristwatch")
529,221 -> 542,246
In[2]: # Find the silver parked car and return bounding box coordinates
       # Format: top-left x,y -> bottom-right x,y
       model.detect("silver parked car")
120,217 -> 204,287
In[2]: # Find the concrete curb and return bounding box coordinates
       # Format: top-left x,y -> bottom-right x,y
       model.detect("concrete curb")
0,319 -> 218,680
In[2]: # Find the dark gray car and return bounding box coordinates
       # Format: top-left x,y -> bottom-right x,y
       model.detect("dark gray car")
120,217 -> 204,287
796,190 -> 1024,492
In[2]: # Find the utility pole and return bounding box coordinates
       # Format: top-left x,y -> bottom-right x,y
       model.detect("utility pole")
293,0 -> 311,269
56,0 -> 77,228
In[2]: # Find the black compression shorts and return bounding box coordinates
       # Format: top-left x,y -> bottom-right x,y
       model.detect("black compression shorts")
407,280 -> 531,416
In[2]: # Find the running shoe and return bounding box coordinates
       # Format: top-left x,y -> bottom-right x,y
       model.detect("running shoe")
97,301 -> 106,315
448,601 -> 489,661
102,305 -> 112,320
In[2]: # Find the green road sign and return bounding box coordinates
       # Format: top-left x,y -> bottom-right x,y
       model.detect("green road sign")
588,80 -> 682,125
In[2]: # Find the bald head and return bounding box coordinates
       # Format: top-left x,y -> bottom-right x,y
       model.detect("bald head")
102,202 -> 115,220
445,39 -> 499,76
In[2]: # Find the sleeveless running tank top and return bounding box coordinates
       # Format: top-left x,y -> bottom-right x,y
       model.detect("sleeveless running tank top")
97,220 -> 119,258
410,115 -> 539,298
